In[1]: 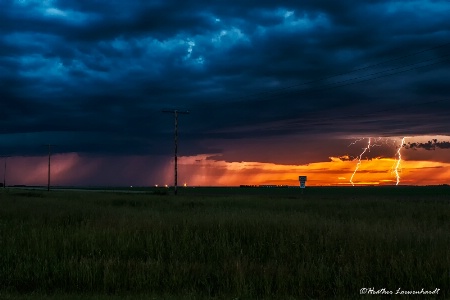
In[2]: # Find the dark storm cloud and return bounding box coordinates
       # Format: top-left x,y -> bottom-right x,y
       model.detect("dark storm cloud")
405,139 -> 450,150
1,0 -> 450,158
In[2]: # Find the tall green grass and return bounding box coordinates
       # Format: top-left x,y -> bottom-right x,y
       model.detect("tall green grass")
0,187 -> 449,299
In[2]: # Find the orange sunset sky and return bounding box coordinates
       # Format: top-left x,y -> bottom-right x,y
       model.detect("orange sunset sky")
3,135 -> 450,187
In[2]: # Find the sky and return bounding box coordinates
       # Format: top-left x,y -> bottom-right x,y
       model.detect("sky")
1,0 -> 450,187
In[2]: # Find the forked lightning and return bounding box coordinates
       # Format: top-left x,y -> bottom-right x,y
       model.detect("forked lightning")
394,137 -> 407,185
349,137 -> 407,186
349,138 -> 372,186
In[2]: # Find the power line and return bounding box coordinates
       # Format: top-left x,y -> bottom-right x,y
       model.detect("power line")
263,97 -> 449,132
225,41 -> 450,103
198,56 -> 450,138
296,56 -> 449,95
224,44 -> 450,130
237,54 -> 450,105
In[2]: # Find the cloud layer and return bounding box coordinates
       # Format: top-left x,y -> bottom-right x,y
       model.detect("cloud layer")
1,0 -> 450,165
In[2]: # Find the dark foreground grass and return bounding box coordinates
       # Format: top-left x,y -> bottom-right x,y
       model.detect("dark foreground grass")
0,187 -> 449,299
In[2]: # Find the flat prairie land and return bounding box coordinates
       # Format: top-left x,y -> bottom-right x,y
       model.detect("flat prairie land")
0,186 -> 449,299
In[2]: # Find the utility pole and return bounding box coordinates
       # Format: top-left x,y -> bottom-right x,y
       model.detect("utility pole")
162,109 -> 189,195
3,157 -> 6,189
46,144 -> 55,191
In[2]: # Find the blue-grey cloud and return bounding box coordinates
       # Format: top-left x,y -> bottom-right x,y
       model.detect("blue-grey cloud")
1,0 -> 450,158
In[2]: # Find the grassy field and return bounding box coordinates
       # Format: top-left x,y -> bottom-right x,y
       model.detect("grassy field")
0,186 -> 449,299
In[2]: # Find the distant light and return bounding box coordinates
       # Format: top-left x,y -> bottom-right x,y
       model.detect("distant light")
155,184 -> 158,187
165,184 -> 168,188
183,183 -> 187,187
130,185 -> 133,188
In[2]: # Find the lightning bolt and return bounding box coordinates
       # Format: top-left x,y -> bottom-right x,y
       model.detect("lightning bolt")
394,137 -> 406,185
348,138 -> 366,147
350,137 -> 372,186
347,137 -> 409,186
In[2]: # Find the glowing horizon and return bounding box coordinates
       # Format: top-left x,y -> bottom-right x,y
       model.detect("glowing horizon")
2,136 -> 450,187
174,155 -> 450,187
2,153 -> 450,187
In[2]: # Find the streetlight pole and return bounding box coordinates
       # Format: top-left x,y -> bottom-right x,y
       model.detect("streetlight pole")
162,109 -> 189,195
